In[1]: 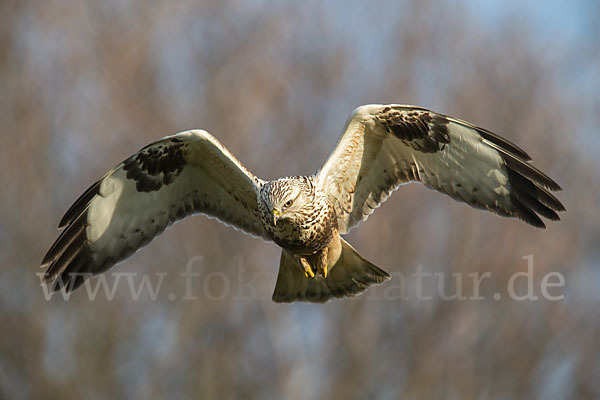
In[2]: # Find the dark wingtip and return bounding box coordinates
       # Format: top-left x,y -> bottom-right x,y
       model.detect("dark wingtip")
42,212 -> 87,268
504,157 -> 565,228
47,250 -> 92,293
503,155 -> 562,192
42,206 -> 94,292
58,179 -> 102,229
478,128 -> 532,161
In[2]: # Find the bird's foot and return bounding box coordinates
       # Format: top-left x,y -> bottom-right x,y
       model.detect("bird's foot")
318,263 -> 328,279
317,247 -> 328,278
300,258 -> 315,278
304,268 -> 315,279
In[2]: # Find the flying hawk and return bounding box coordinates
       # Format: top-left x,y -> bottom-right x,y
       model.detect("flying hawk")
41,105 -> 565,303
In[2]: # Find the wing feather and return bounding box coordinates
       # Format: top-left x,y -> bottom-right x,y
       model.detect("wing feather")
317,104 -> 565,233
42,130 -> 268,291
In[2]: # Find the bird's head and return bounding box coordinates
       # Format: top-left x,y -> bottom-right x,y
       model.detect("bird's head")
260,177 -> 313,226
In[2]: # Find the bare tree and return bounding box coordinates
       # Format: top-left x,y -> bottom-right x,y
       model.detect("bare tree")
1,1 -> 598,399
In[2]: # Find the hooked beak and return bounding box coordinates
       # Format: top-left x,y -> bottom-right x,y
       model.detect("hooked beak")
272,209 -> 281,226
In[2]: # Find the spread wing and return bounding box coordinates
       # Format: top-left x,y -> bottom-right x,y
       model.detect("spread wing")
316,104 -> 565,233
41,130 -> 269,291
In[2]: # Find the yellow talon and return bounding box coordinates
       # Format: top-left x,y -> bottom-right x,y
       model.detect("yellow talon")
299,257 -> 315,278
322,264 -> 328,279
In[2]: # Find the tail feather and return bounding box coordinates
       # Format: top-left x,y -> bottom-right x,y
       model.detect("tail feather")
272,238 -> 390,303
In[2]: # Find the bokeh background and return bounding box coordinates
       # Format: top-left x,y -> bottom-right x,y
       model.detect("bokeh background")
2,1 -> 599,399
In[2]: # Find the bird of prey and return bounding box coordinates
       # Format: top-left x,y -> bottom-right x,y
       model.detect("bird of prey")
41,105 -> 565,303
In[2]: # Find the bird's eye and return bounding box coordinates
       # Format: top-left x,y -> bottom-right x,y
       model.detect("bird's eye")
284,200 -> 293,208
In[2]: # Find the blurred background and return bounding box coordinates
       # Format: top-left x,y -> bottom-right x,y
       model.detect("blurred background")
2,0 -> 599,399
